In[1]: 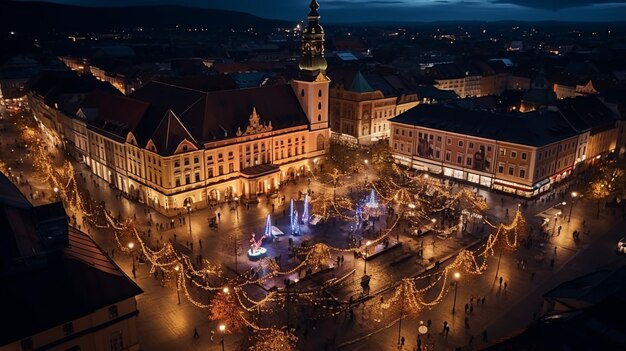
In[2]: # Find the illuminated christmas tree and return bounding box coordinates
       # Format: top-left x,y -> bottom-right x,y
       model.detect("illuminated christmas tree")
302,194 -> 310,224
264,214 -> 272,237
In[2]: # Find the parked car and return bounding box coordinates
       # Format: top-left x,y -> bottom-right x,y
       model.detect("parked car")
617,237 -> 626,254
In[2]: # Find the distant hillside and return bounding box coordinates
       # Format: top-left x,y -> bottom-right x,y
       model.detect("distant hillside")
0,1 -> 289,35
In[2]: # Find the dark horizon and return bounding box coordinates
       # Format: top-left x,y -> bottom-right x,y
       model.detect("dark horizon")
16,0 -> 626,23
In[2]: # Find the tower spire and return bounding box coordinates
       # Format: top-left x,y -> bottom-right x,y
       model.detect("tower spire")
299,0 -> 327,81
309,0 -> 320,17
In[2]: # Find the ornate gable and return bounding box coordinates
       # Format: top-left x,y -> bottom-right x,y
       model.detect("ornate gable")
236,107 -> 273,137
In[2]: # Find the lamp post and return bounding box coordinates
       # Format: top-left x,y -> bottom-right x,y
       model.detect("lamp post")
397,282 -> 405,345
234,230 -> 239,274
234,196 -> 239,222
128,242 -> 135,269
363,240 -> 371,275
174,265 -> 181,304
184,199 -> 192,238
417,320 -> 428,350
219,324 -> 226,351
568,192 -> 578,222
552,212 -> 561,235
493,241 -> 504,281
53,186 -> 59,199
452,272 -> 460,314
286,278 -> 298,328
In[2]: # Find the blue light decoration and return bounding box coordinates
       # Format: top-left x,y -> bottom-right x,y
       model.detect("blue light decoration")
302,194 -> 310,224
366,189 -> 378,209
290,199 -> 295,224
292,209 -> 300,235
264,214 -> 272,238
290,198 -> 299,235
355,205 -> 363,226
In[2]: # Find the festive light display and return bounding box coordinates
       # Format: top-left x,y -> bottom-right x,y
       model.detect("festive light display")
209,288 -> 247,332
264,214 -> 272,238
250,328 -> 298,351
11,116 -> 533,350
302,194 -> 310,224
294,210 -> 301,235
379,278 -> 423,319
248,232 -> 267,258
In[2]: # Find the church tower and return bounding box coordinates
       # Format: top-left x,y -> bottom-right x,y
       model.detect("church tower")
292,0 -> 330,137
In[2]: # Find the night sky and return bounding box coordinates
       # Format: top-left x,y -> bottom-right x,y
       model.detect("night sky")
23,0 -> 626,22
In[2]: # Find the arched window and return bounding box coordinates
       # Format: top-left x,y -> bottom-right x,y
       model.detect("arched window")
318,89 -> 322,97
318,102 -> 322,110
301,89 -> 305,97
317,114 -> 321,122
316,134 -> 325,150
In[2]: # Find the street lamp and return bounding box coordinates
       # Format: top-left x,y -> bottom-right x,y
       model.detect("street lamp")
286,278 -> 298,328
53,186 -> 59,198
219,324 -> 226,351
128,242 -> 135,269
397,282 -> 405,345
184,199 -> 192,238
552,212 -> 562,235
568,192 -> 578,222
417,320 -> 428,350
361,159 -> 369,184
234,196 -> 239,222
174,265 -> 181,304
364,241 -> 371,275
452,272 -> 460,314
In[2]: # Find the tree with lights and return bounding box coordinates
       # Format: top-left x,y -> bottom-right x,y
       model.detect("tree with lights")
209,289 -> 247,332
250,328 -> 298,351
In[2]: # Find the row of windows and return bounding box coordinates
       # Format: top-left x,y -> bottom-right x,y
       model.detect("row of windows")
395,129 -> 497,154
499,148 -> 528,160
174,156 -> 200,168
498,164 -> 527,178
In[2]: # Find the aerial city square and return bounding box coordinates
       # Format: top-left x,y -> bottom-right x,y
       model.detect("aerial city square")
1,0 -> 626,350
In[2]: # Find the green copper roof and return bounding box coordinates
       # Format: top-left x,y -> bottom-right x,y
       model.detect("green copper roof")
348,71 -> 374,93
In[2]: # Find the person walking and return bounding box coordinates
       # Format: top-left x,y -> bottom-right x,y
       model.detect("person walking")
442,321 -> 448,334
499,276 -> 503,288
193,327 -> 200,339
